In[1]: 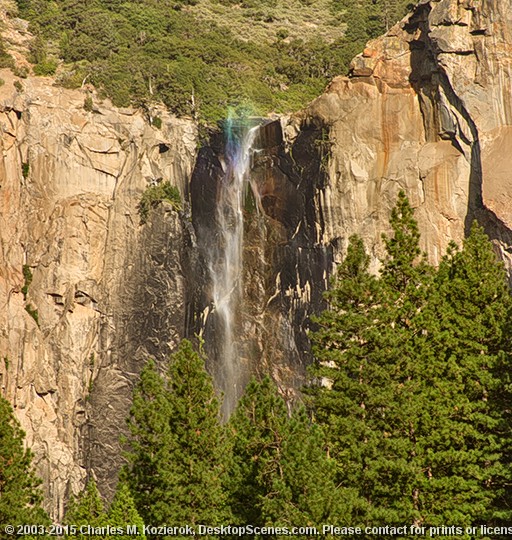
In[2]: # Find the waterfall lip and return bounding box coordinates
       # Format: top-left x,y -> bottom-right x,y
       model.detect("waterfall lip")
219,115 -> 273,131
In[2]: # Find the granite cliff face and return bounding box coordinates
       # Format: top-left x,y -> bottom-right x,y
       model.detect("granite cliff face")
0,70 -> 197,518
284,0 -> 512,275
1,0 -> 512,520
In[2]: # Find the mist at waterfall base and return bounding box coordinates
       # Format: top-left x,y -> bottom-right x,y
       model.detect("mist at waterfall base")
205,116 -> 261,419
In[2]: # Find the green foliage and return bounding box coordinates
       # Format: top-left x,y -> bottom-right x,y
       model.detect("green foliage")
33,58 -> 58,76
21,264 -> 33,299
13,79 -> 23,92
228,377 -> 345,535
25,304 -> 39,325
22,162 -> 30,178
138,182 -> 182,224
124,340 -> 232,533
0,37 -> 14,69
108,482 -> 146,540
12,0 -> 414,123
21,264 -> 39,324
308,194 -> 512,529
65,479 -> 108,539
331,0 -> 414,37
13,65 -> 29,78
427,223 -> 512,526
28,35 -> 47,65
28,34 -> 58,75
83,96 -> 94,112
65,479 -> 145,539
0,397 -> 50,527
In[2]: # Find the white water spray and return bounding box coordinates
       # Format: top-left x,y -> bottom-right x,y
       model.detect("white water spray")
208,122 -> 259,418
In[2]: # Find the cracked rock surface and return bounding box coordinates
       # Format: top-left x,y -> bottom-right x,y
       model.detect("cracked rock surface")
287,0 -> 512,275
0,71 -> 196,519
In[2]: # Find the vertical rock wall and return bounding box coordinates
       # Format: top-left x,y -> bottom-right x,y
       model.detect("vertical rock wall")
0,71 -> 197,518
285,0 -> 512,273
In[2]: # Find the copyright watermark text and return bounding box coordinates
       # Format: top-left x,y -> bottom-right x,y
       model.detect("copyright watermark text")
5,523 -> 512,537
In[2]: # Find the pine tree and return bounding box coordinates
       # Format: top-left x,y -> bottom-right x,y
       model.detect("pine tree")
107,482 -> 146,540
124,339 -> 231,537
0,396 -> 49,528
308,192 -> 434,525
64,478 -> 108,539
228,377 -> 344,537
308,228 -> 425,526
122,357 -> 171,527
368,0 -> 414,35
416,222 -> 512,526
308,196 -> 512,532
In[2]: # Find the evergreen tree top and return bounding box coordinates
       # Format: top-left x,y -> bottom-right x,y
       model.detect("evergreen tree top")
65,478 -> 106,527
0,396 -> 49,527
109,482 -> 146,540
124,339 -> 232,532
381,190 -> 431,292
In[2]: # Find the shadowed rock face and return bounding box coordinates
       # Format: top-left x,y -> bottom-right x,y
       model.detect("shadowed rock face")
83,204 -> 196,502
190,119 -> 333,403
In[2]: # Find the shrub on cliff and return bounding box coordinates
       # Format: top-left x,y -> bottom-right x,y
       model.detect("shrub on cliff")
138,182 -> 182,224
0,37 -> 14,69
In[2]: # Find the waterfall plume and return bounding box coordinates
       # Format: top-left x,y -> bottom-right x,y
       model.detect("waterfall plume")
207,119 -> 259,418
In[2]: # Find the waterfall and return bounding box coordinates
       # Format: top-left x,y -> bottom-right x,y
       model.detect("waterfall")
208,120 -> 259,418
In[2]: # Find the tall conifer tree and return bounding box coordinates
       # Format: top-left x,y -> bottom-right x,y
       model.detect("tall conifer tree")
124,339 -> 231,536
108,482 -> 146,540
309,194 -> 512,531
64,478 -> 108,540
0,397 -> 49,529
417,222 -> 512,526
228,377 -> 345,536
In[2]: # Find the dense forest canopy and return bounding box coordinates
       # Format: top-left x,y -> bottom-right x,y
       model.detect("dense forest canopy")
12,0 -> 413,123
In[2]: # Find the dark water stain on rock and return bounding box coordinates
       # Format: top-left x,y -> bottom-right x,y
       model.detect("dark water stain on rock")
189,118 -> 334,404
